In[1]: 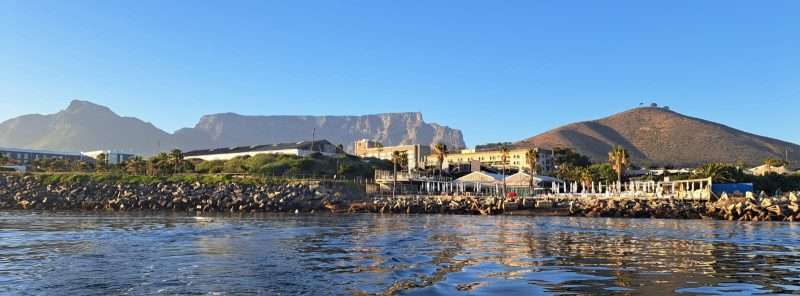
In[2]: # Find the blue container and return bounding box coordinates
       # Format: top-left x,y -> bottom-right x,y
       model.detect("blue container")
712,183 -> 754,195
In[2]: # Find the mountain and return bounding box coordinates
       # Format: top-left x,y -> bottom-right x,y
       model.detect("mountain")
174,112 -> 464,153
0,100 -> 465,155
0,100 -> 174,154
517,107 -> 800,167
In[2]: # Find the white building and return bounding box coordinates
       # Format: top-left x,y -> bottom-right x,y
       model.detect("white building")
353,139 -> 432,171
0,147 -> 87,164
81,150 -> 136,165
184,140 -> 338,161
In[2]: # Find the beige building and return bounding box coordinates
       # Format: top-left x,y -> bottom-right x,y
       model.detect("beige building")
430,147 -> 554,174
354,139 -> 431,171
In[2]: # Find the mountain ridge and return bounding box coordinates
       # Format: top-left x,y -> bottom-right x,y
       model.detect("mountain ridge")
517,107 -> 800,167
0,100 -> 466,155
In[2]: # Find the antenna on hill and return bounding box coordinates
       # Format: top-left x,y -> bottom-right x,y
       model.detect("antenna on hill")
786,147 -> 790,165
311,128 -> 316,152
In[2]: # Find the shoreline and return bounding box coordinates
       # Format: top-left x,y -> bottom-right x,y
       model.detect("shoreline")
2,175 -> 799,222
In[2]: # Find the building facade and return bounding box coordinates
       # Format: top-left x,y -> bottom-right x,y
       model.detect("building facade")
353,139 -> 432,171
81,150 -> 136,165
431,147 -> 555,174
184,140 -> 337,161
0,147 -> 87,165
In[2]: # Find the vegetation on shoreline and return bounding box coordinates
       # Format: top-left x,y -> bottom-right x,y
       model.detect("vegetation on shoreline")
32,173 -> 290,186
550,147 -> 800,193
1,150 -> 394,188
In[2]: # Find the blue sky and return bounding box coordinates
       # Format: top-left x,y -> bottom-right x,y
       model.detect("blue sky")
2,0 -> 798,146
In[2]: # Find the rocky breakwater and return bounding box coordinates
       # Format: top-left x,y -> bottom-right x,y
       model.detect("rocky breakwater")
356,195 -> 505,215
705,192 -> 800,222
568,198 -> 707,219
568,192 -> 800,222
0,175 -> 358,213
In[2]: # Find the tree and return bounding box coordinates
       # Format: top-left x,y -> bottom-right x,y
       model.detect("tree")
96,153 -> 108,172
608,145 -> 629,184
764,158 -> 788,168
500,145 -> 510,196
125,156 -> 146,175
147,153 -> 171,176
432,143 -> 448,176
553,148 -> 591,168
589,163 -> 617,183
693,163 -> 742,183
0,154 -> 7,166
169,149 -> 184,174
335,144 -> 345,154
525,148 -> 539,191
579,167 -> 593,191
391,151 -> 407,197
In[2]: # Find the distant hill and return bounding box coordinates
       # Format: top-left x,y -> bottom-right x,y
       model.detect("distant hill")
517,107 -> 800,167
0,100 -> 465,155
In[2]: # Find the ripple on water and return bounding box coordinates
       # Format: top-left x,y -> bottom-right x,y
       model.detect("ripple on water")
1,212 -> 800,295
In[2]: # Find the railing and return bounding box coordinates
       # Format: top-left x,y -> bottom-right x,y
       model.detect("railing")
374,170 -> 451,183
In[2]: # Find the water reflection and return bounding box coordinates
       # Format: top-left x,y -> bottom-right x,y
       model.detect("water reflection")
1,211 -> 800,295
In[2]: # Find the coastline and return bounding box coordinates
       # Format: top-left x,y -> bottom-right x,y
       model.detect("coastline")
2,174 -> 799,222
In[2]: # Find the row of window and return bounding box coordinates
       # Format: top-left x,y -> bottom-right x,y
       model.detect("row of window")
0,152 -> 83,161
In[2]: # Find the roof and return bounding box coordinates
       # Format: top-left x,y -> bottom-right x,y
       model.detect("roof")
505,172 -> 563,186
0,146 -> 82,156
455,171 -> 504,183
183,140 -> 333,157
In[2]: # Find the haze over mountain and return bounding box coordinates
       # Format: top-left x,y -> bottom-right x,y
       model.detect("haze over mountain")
0,100 -> 465,155
517,107 -> 800,167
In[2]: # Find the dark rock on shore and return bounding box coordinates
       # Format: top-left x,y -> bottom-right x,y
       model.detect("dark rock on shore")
567,192 -> 800,222
568,199 -> 706,219
348,195 -> 505,215
0,175 -> 356,213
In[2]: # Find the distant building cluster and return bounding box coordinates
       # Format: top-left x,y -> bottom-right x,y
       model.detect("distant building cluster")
354,139 -> 430,170
0,147 -> 137,172
354,138 -> 554,175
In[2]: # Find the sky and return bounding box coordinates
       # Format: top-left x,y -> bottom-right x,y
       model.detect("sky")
2,0 -> 799,147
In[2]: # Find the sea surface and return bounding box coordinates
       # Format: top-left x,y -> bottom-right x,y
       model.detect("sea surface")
2,212 -> 800,295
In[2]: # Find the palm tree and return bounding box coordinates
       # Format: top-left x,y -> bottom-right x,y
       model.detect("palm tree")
391,151 -> 407,197
96,153 -> 108,172
764,157 -> 788,168
500,145 -> 510,196
525,148 -> 539,192
432,143 -> 448,177
147,153 -> 170,176
694,163 -> 739,183
579,167 -> 593,192
608,145 -> 629,185
125,156 -> 146,175
169,149 -> 184,175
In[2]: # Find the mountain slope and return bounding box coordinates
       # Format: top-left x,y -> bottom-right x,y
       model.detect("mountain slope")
174,112 -> 464,153
517,107 -> 800,167
0,100 -> 465,155
0,100 -> 174,153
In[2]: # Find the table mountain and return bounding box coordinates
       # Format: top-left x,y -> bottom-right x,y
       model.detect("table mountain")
0,100 -> 465,155
517,107 -> 800,167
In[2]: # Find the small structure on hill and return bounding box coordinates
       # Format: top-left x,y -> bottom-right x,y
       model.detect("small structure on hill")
747,164 -> 793,176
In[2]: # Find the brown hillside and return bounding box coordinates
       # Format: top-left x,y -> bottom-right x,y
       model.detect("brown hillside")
517,107 -> 800,167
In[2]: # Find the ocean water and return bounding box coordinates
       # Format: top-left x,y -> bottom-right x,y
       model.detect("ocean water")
1,212 -> 800,295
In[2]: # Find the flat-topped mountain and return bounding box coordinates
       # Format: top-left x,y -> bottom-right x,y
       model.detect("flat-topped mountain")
517,107 -> 799,167
0,100 -> 465,155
